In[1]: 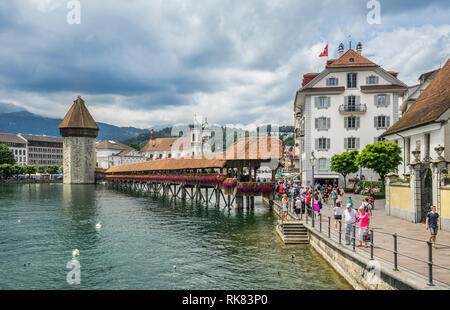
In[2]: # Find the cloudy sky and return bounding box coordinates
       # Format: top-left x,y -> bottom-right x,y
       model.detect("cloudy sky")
0,0 -> 449,129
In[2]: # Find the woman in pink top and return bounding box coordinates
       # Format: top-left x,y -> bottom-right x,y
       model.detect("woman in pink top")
357,206 -> 370,247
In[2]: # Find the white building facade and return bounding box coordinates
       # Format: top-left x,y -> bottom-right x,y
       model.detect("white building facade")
294,43 -> 407,186
0,133 -> 28,165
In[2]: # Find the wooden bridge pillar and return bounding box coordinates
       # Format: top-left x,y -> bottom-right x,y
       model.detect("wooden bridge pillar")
215,189 -> 220,207
181,186 -> 187,200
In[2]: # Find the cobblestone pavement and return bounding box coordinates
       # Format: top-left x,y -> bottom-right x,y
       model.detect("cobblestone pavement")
282,194 -> 450,287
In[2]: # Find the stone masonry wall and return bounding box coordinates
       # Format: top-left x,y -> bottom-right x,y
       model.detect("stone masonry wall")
63,136 -> 96,184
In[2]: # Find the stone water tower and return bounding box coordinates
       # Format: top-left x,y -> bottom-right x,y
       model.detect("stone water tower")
58,96 -> 99,184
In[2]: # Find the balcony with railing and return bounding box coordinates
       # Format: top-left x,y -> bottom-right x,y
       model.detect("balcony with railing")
338,104 -> 367,113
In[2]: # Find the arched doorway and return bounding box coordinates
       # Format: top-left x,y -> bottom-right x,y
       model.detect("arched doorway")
421,168 -> 433,222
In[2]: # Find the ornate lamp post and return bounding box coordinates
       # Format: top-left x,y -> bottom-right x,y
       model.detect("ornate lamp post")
310,151 -> 316,186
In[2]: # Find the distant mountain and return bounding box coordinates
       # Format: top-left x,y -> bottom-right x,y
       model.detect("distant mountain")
0,111 -> 149,141
0,102 -> 26,113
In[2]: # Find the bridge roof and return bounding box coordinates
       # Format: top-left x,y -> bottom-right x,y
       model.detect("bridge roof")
106,157 -> 227,173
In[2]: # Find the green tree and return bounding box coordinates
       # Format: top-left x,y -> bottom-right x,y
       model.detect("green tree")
0,164 -> 13,178
37,166 -> 47,173
129,142 -> 141,151
11,164 -> 25,177
46,165 -> 59,174
58,166 -> 63,174
0,144 -> 16,165
330,150 -> 359,188
356,141 -> 402,192
24,165 -> 37,176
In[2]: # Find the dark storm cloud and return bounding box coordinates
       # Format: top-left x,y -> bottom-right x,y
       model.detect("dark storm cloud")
0,0 -> 448,127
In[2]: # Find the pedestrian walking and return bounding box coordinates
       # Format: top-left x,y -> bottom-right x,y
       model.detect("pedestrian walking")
281,194 -> 289,222
426,205 -> 440,248
331,188 -> 338,207
295,197 -> 302,220
357,206 -> 370,248
342,204 -> 357,245
333,201 -> 342,230
313,192 -> 320,221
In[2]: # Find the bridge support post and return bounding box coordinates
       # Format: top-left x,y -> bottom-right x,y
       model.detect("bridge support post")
215,189 -> 220,207
181,186 -> 186,200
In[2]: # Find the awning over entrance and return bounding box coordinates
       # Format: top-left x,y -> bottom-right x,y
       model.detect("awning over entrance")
314,175 -> 339,179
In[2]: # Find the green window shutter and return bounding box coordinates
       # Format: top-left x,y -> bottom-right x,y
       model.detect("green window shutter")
315,139 -> 319,150
344,138 -> 348,149
315,97 -> 319,108
344,96 -> 348,105
356,138 -> 360,149
344,117 -> 348,128
326,118 -> 331,129
327,97 -> 331,108
375,76 -> 379,84
356,117 -> 360,128
386,95 -> 391,107
374,95 -> 378,107
374,116 -> 378,128
315,118 -> 318,129
356,96 -> 361,106
386,116 -> 391,128
327,139 -> 330,149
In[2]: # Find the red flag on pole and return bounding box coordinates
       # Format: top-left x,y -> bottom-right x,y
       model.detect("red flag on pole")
319,44 -> 328,57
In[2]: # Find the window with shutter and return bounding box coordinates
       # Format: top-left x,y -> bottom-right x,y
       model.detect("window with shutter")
344,138 -> 348,149
344,117 -> 348,128
315,118 -> 318,129
326,118 -> 331,129
327,139 -> 330,149
356,138 -> 360,149
356,117 -> 360,128
374,116 -> 378,128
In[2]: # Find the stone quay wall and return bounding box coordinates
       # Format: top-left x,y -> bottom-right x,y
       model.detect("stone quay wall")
263,198 -> 445,290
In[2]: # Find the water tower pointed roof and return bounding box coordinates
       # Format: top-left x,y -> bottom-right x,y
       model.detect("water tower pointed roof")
58,96 -> 99,130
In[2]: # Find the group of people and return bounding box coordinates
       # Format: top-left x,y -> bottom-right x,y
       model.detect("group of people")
276,179 -> 442,248
277,180 -> 376,247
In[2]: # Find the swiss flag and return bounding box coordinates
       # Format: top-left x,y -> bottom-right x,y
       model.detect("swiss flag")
319,44 -> 328,57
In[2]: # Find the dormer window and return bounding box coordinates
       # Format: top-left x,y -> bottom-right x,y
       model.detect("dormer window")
349,58 -> 354,62
326,77 -> 338,86
367,75 -> 379,85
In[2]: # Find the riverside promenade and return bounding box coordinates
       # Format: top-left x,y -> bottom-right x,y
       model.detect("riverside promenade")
276,194 -> 450,289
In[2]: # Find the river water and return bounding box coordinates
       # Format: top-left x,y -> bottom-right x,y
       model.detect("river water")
0,183 -> 351,289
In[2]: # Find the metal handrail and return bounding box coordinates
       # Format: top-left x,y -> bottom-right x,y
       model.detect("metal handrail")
277,199 -> 450,287
338,104 -> 367,112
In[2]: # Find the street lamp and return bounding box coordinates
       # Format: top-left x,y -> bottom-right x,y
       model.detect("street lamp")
309,151 -> 316,186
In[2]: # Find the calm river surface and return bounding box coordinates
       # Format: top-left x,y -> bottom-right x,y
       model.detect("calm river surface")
0,183 -> 351,289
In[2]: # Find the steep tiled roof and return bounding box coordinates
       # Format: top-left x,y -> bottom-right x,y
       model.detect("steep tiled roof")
141,137 -> 190,152
106,157 -> 227,173
58,96 -> 99,130
326,49 -> 378,68
383,59 -> 450,136
0,133 -> 27,144
96,140 -> 133,151
20,134 -> 62,143
222,137 -> 283,160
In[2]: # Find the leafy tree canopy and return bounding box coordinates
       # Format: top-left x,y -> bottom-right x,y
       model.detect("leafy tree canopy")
0,144 -> 16,165
330,150 -> 359,187
46,165 -> 59,174
356,141 -> 402,190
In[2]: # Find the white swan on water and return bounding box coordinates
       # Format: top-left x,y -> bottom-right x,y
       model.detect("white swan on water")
72,249 -> 80,258
95,222 -> 102,230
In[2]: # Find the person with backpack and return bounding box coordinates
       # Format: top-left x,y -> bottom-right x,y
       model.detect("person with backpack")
331,188 -> 338,207
357,206 -> 370,248
426,205 -> 440,248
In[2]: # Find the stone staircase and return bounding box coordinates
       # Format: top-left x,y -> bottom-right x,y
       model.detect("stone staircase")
276,221 -> 309,245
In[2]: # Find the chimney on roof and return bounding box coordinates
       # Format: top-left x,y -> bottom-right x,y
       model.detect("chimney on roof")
356,42 -> 362,55
338,43 -> 344,57
150,129 -> 154,141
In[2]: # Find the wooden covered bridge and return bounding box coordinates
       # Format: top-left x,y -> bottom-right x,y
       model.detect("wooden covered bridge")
105,137 -> 282,208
